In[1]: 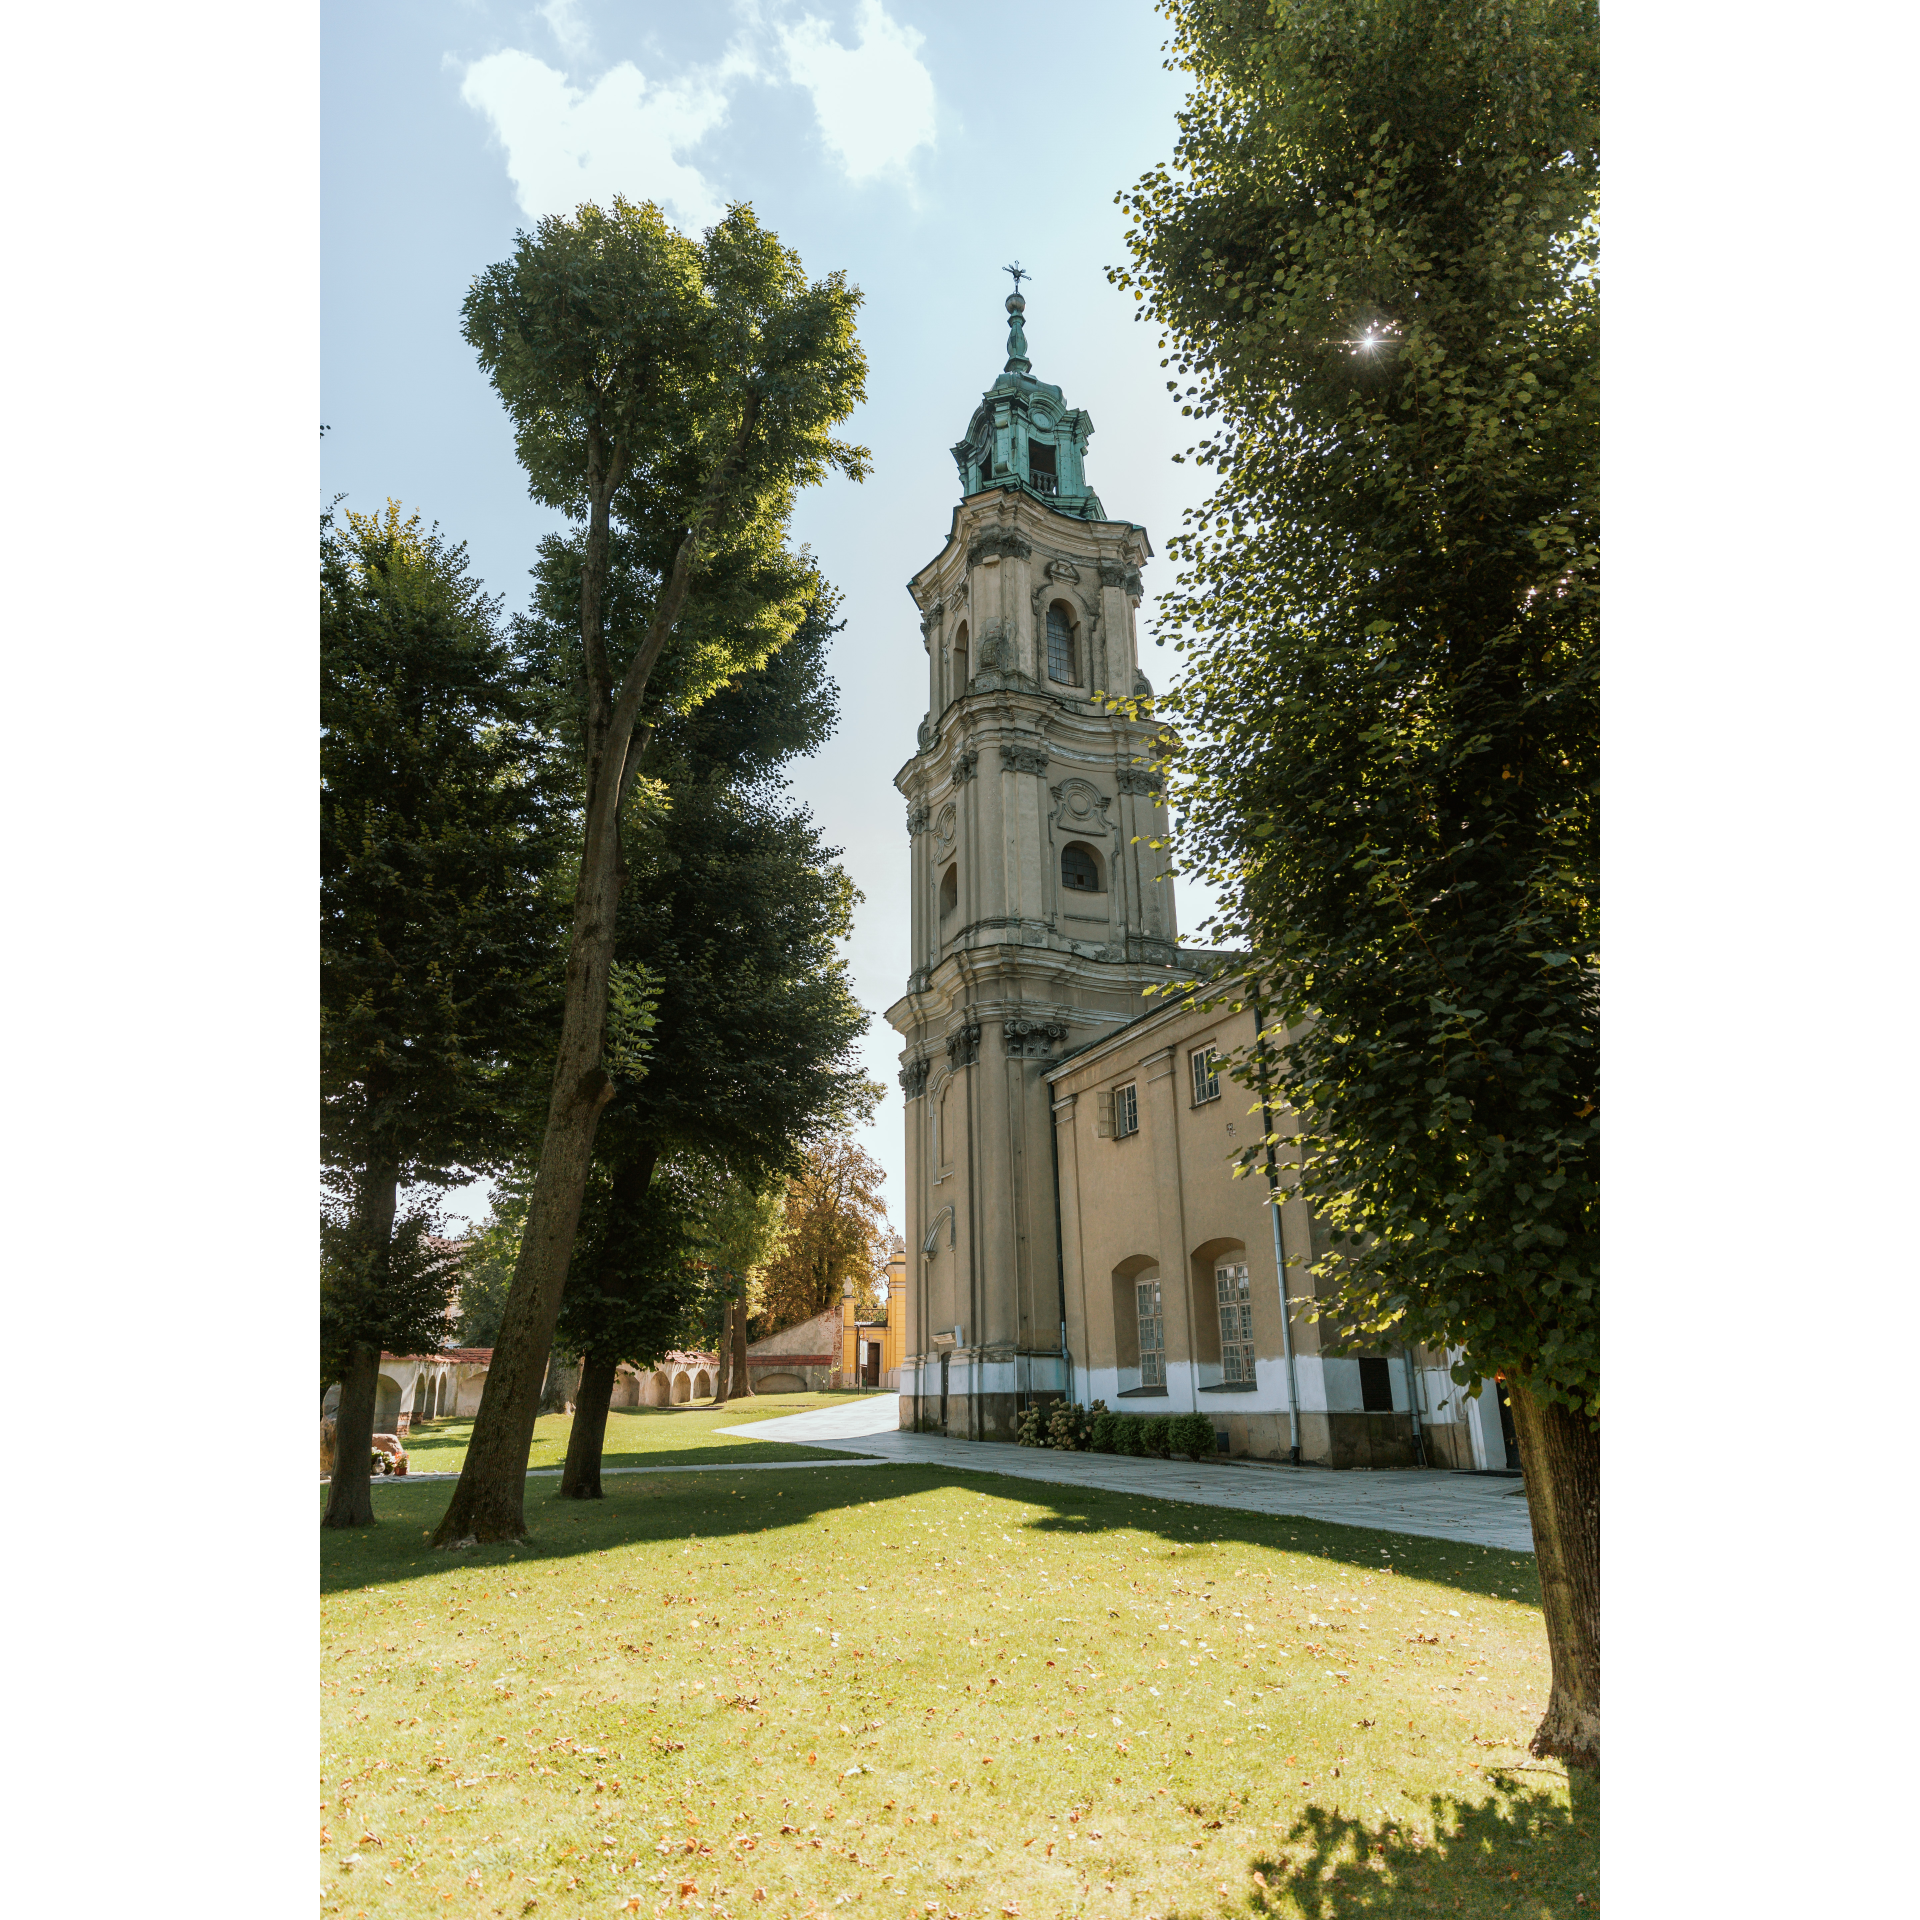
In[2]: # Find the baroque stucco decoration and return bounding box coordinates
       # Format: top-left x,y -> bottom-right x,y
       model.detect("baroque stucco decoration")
1004,1016 -> 1070,1060
898,1055 -> 931,1098
945,1021 -> 983,1069
1001,741 -> 1050,777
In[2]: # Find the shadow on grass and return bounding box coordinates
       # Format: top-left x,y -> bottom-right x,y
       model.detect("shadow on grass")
395,1409 -> 856,1474
1190,1769 -> 1599,1917
321,1461 -> 1539,1611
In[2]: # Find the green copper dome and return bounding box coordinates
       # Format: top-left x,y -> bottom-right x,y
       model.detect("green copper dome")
949,287 -> 1106,520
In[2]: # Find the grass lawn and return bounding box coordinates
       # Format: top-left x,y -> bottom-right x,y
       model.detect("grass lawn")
394,1392 -> 882,1477
321,1459 -> 1596,1919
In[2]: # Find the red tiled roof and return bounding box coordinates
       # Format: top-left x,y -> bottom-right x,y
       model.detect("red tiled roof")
380,1348 -> 493,1364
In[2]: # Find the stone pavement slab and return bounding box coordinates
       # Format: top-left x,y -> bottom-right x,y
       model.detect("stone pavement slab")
722,1395 -> 1533,1554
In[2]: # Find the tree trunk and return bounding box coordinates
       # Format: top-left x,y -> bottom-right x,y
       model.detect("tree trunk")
715,1301 -> 735,1407
560,1353 -> 618,1499
732,1303 -> 751,1401
429,783 -> 624,1545
324,1157 -> 400,1531
323,1337 -> 383,1528
1509,1379 -> 1599,1768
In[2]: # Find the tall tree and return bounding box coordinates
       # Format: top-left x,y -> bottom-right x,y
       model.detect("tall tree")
1114,0 -> 1599,1764
757,1135 -> 890,1332
547,607 -> 876,1493
320,502 -> 562,1528
433,199 -> 868,1545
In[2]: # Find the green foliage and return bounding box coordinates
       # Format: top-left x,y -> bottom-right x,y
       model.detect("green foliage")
603,957 -> 659,1091
1171,1411 -> 1218,1462
463,195 -> 868,527
319,1202 -> 458,1386
1113,0 -> 1599,1416
553,1157 -> 713,1370
673,1169 -> 792,1352
1089,1408 -> 1121,1454
1113,1415 -> 1147,1458
321,501 -> 564,1188
453,1179 -> 532,1348
321,501 -> 564,1367
1140,1415 -> 1173,1460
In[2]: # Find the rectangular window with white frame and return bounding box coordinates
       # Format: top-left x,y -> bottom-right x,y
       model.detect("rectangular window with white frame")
1112,1082 -> 1139,1138
1190,1046 -> 1220,1105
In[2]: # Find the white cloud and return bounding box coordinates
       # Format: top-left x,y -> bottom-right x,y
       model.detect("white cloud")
460,50 -> 739,227
779,0 -> 935,184
539,0 -> 592,64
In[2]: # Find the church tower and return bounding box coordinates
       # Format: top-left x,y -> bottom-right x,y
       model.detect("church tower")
887,279 -> 1193,1438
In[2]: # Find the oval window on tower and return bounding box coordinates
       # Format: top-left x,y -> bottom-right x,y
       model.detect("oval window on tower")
1060,841 -> 1102,894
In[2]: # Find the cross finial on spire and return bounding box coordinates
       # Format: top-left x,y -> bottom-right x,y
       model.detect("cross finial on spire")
1003,261 -> 1031,292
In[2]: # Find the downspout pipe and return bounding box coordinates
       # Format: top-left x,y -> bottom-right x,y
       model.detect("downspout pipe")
1050,1092 -> 1071,1407
1401,1344 -> 1428,1468
1254,993 -> 1302,1466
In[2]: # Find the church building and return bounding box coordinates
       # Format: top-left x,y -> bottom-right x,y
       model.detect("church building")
886,285 -> 1517,1474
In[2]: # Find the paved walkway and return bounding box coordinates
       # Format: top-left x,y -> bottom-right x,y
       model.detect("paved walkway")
721,1395 -> 1534,1554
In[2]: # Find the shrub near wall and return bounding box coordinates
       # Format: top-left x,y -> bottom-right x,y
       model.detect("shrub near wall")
1141,1415 -> 1172,1459
1172,1411 -> 1217,1461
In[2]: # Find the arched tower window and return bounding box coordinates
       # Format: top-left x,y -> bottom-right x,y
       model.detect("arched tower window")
1046,603 -> 1076,684
939,863 -> 958,920
1027,438 -> 1058,495
952,621 -> 969,701
1060,841 -> 1103,893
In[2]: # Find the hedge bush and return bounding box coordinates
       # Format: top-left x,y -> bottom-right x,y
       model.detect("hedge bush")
1172,1411 -> 1218,1461
1141,1414 -> 1172,1459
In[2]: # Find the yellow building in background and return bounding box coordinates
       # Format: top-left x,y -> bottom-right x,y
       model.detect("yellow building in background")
841,1249 -> 907,1389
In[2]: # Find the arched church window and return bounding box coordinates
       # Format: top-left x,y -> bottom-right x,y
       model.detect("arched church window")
1046,603 -> 1076,684
953,621 -> 969,700
1216,1260 -> 1254,1383
939,862 -> 958,920
1027,439 -> 1058,495
1060,841 -> 1101,893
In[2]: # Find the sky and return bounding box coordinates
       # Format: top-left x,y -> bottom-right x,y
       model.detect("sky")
323,0 -> 1223,1232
